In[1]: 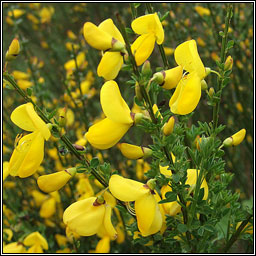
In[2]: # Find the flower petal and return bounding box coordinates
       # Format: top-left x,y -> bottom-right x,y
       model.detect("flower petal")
85,118 -> 132,150
63,197 -> 105,236
23,232 -> 48,250
119,143 -> 144,159
11,103 -> 51,140
103,204 -> 117,239
131,33 -> 156,66
169,73 -> 201,115
97,52 -> 123,80
100,81 -> 133,124
109,174 -> 148,201
162,66 -> 183,90
83,22 -> 113,50
9,132 -> 44,178
135,193 -> 156,235
131,13 -> 164,44
98,19 -> 124,43
174,40 -> 205,79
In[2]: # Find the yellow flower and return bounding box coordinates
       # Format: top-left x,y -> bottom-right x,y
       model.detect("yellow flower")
7,9 -> 25,18
223,129 -> 246,147
131,13 -> 164,66
109,175 -> 163,237
10,102 -> 51,141
5,38 -> 20,61
23,232 -> 48,253
39,197 -> 56,218
37,167 -> 77,193
3,161 -> 10,181
119,143 -> 152,160
161,169 -> 208,216
163,116 -> 175,136
195,6 -> 210,16
83,19 -> 125,80
169,40 -> 205,115
3,242 -> 26,253
63,196 -> 117,238
85,80 -> 134,149
39,6 -> 54,24
8,131 -> 44,178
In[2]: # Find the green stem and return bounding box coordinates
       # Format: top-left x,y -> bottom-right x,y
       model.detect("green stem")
130,3 -> 137,19
212,4 -> 233,131
222,214 -> 252,253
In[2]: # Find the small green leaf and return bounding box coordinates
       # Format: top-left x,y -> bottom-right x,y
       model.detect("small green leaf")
198,226 -> 204,236
219,31 -> 225,37
90,157 -> 99,168
177,223 -> 188,233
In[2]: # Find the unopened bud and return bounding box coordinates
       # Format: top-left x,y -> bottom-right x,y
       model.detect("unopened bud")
208,87 -> 215,97
205,67 -> 211,77
5,38 -> 20,61
201,79 -> 208,91
151,71 -> 165,85
59,108 -> 67,128
134,113 -> 143,124
224,56 -> 233,71
135,82 -> 143,101
163,116 -> 175,136
223,137 -> 233,147
141,60 -> 152,77
94,195 -> 105,206
119,143 -> 152,159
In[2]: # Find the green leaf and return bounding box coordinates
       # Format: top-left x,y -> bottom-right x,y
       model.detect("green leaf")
198,226 -> 204,236
160,11 -> 169,22
198,188 -> 205,202
226,40 -> 234,49
159,191 -> 177,204
177,223 -> 188,233
134,3 -> 141,8
219,31 -> 225,37
90,157 -> 99,168
26,87 -> 33,96
125,27 -> 134,34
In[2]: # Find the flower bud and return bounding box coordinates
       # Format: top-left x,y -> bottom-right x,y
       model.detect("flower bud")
208,87 -> 215,97
134,112 -> 144,124
224,56 -> 233,71
161,66 -> 183,89
223,129 -> 246,147
153,104 -> 163,119
205,67 -> 211,77
163,116 -> 175,136
111,38 -> 126,53
58,107 -> 67,128
201,79 -> 208,91
135,82 -> 143,101
5,38 -> 20,61
119,143 -> 152,159
37,167 -> 77,193
223,137 -> 233,147
141,60 -> 152,77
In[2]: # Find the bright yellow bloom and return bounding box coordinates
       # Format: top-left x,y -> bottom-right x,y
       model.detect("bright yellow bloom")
39,197 -> 56,218
37,167 -> 77,193
17,79 -> 33,90
5,38 -> 20,61
12,70 -> 30,80
7,9 -> 25,18
23,232 -> 48,253
119,143 -> 152,159
161,66 -> 183,90
163,116 -> 175,136
63,196 -> 117,238
39,6 -> 54,24
85,81 -> 134,149
10,103 -> 51,141
161,169 -> 208,216
109,175 -> 163,237
131,13 -> 164,66
169,40 -> 205,115
8,131 -> 44,178
83,19 -> 125,80
3,161 -> 10,181
3,242 -> 26,253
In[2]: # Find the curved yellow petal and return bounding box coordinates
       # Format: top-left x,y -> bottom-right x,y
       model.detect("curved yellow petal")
37,170 -> 74,193
231,128 -> 246,146
103,204 -> 117,239
174,40 -> 205,79
131,13 -> 164,44
131,33 -> 156,66
169,73 -> 201,115
63,197 -> 105,236
162,66 -> 183,90
135,193 -> 156,236
3,242 -> 26,254
23,232 -> 48,250
99,19 -> 124,43
9,132 -> 44,178
109,174 -> 148,201
119,143 -> 144,159
100,81 -> 133,124
3,161 -> 9,182
10,103 -> 51,140
39,197 -> 56,218
85,118 -> 132,150
83,22 -> 113,50
97,52 -> 123,80
95,236 -> 111,253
